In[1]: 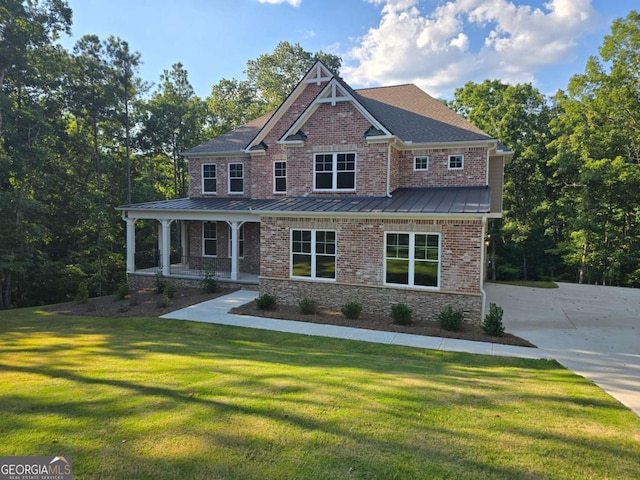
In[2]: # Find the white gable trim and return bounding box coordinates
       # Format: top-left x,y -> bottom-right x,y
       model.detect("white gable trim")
245,61 -> 334,152
278,78 -> 392,145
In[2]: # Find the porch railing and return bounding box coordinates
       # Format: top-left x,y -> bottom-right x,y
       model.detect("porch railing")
133,251 -> 232,279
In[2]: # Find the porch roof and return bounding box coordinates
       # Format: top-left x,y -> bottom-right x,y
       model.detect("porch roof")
118,186 -> 491,217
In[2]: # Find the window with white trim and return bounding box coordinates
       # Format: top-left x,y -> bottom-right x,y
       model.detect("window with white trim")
202,164 -> 216,193
228,224 -> 244,258
385,232 -> 440,288
203,222 -> 217,257
449,154 -> 464,170
274,161 -> 286,193
229,163 -> 244,194
291,229 -> 336,280
414,156 -> 429,171
314,152 -> 355,191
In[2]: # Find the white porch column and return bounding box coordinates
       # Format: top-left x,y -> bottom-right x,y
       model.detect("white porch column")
180,220 -> 188,261
228,221 -> 243,281
160,219 -> 173,276
124,216 -> 136,273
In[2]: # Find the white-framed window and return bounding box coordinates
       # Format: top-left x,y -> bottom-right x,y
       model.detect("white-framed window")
274,161 -> 287,193
202,164 -> 217,193
385,232 -> 440,288
203,222 -> 217,257
228,224 -> 244,258
414,156 -> 429,171
314,152 -> 356,191
291,229 -> 336,280
449,154 -> 464,170
228,163 -> 244,194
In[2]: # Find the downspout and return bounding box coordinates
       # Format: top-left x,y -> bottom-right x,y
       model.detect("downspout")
480,215 -> 488,322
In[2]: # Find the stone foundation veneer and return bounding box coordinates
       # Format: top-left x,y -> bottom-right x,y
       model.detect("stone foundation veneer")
259,277 -> 483,324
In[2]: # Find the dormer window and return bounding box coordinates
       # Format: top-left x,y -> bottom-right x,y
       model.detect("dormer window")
449,154 -> 464,170
314,153 -> 356,191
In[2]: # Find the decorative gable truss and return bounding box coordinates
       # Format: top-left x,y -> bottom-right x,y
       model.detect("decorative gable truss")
278,77 -> 394,146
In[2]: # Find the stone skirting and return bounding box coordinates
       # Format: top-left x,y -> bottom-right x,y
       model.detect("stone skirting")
259,277 -> 483,324
128,273 -> 258,292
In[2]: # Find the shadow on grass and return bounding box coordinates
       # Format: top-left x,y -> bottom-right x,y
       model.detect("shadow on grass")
1,309 -> 639,479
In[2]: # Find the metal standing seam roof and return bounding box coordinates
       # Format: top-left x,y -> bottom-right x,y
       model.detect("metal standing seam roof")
118,186 -> 491,215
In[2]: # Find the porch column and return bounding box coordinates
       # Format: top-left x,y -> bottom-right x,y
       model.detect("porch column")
160,219 -> 173,276
124,216 -> 136,273
228,221 -> 243,281
180,220 -> 188,261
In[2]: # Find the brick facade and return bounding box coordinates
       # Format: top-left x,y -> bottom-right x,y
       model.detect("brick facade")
397,147 -> 488,188
259,216 -> 484,322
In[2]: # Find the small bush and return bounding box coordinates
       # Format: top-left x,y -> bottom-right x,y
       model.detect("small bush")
201,268 -> 218,293
256,294 -> 277,310
299,298 -> 317,315
163,279 -> 177,299
391,303 -> 413,325
114,281 -> 130,301
482,303 -> 505,337
157,295 -> 170,309
154,271 -> 166,294
438,306 -> 465,331
75,281 -> 89,304
341,302 -> 363,320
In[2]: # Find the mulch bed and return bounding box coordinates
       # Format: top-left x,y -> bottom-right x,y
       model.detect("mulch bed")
46,287 -> 534,347
230,301 -> 535,347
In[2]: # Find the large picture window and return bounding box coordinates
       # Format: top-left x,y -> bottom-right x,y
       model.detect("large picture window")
385,232 -> 440,288
202,164 -> 216,193
229,163 -> 244,194
314,153 -> 356,191
203,222 -> 217,257
291,229 -> 336,280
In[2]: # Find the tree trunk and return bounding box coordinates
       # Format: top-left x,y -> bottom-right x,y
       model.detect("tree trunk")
578,242 -> 588,284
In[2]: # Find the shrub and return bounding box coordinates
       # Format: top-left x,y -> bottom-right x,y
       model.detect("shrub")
75,281 -> 89,304
154,271 -> 166,294
438,306 -> 465,331
391,303 -> 413,325
115,281 -> 130,301
299,298 -> 317,315
482,303 -> 505,337
256,294 -> 277,310
201,267 -> 218,293
163,279 -> 177,299
341,302 -> 363,320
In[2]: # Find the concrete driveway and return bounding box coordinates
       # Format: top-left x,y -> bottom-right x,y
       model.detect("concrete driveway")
486,282 -> 640,416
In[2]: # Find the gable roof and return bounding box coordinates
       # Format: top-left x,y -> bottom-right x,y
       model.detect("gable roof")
182,61 -> 494,157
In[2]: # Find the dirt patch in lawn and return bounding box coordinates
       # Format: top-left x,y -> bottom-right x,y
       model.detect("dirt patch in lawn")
230,301 -> 536,348
45,287 -> 240,318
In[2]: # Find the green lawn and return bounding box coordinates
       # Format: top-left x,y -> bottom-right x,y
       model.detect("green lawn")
1,307 -> 639,479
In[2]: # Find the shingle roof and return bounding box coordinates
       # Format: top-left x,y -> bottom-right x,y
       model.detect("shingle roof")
181,111 -> 273,156
119,186 -> 491,215
355,84 -> 492,143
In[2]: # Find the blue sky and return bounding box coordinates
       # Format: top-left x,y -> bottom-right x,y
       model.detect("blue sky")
61,0 -> 637,99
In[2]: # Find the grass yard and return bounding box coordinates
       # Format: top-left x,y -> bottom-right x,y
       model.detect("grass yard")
1,307 -> 639,479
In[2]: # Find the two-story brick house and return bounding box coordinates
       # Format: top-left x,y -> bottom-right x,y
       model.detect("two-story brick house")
118,61 -> 511,322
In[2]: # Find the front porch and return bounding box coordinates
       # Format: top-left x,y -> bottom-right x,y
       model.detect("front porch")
132,251 -> 259,284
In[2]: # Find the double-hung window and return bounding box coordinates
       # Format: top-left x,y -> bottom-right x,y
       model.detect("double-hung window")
449,154 -> 464,170
203,222 -> 217,257
385,232 -> 440,288
274,161 -> 286,193
291,229 -> 336,280
414,156 -> 429,171
314,152 -> 355,191
229,163 -> 244,194
202,164 -> 216,193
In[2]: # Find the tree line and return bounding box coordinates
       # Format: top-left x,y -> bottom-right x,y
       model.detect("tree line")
1,0 -> 638,307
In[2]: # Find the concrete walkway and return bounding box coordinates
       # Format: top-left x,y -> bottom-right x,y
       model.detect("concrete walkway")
486,282 -> 640,416
161,289 -> 550,360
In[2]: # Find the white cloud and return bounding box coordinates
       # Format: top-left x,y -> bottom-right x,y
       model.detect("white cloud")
257,0 -> 302,6
342,0 -> 596,97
